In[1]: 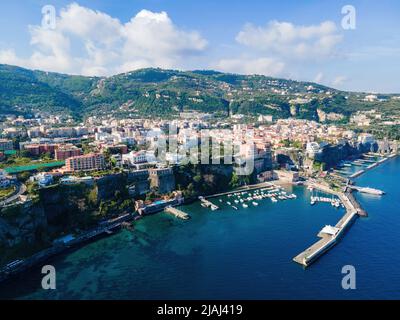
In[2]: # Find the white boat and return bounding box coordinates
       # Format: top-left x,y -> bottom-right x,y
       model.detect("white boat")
232,206 -> 238,210
252,202 -> 258,206
242,203 -> 249,208
227,202 -> 231,205
271,197 -> 278,203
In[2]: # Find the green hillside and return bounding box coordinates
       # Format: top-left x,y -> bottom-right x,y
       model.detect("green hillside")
1,64 -> 399,121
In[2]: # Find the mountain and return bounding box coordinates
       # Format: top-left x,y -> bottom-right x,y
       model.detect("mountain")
0,64 -> 399,122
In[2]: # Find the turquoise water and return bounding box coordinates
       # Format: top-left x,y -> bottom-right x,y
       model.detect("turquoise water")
1,157 -> 399,299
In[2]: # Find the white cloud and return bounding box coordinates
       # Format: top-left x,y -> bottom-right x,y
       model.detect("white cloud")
214,57 -> 285,76
0,3 -> 207,76
212,20 -> 343,78
236,20 -> 343,60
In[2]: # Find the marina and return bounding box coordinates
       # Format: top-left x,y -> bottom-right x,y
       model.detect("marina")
292,154 -> 398,267
340,153 -> 397,179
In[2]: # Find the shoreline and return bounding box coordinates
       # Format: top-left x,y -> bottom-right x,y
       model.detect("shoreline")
0,213 -> 133,284
1,154 -> 397,284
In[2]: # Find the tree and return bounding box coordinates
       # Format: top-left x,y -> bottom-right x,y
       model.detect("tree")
229,172 -> 240,189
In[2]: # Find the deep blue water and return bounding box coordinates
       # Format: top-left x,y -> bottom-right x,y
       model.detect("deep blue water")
0,157 -> 399,300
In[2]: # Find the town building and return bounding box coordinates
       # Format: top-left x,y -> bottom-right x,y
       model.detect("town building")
24,143 -> 58,156
0,139 -> 13,151
122,150 -> 148,166
149,167 -> 176,194
64,153 -> 105,172
55,145 -> 83,160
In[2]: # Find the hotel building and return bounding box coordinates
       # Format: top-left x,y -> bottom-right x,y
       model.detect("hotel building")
64,153 -> 105,172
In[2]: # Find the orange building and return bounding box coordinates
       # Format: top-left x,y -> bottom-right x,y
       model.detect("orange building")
64,153 -> 105,172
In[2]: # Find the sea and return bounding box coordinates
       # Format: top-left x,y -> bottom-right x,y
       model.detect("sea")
0,157 -> 399,300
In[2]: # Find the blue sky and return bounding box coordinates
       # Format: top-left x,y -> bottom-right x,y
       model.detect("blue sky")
0,0 -> 399,93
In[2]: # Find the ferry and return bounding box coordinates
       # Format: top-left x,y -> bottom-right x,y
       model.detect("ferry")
357,187 -> 385,196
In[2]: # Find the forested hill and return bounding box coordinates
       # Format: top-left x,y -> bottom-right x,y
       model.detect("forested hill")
1,64 -> 399,121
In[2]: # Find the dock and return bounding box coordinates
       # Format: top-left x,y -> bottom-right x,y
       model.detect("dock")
349,169 -> 365,179
165,206 -> 190,220
348,155 -> 394,179
294,182 -> 365,267
199,196 -> 220,210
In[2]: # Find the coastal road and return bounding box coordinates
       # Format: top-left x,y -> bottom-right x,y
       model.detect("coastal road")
0,182 -> 26,207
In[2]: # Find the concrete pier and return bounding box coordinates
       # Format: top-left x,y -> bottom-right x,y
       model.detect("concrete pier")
293,182 -> 363,267
165,206 -> 190,220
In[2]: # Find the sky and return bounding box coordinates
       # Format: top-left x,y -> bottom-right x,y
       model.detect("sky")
0,0 -> 399,93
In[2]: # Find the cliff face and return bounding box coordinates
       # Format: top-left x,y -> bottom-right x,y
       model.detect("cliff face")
96,174 -> 127,201
0,202 -> 47,248
0,173 -> 129,254
315,142 -> 378,167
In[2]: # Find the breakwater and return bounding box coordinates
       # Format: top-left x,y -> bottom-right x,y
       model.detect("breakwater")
293,182 -> 363,267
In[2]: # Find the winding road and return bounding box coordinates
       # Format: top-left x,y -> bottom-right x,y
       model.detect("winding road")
0,182 -> 26,207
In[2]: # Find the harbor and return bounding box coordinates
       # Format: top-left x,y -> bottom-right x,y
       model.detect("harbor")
293,153 -> 398,267
203,184 -> 297,211
293,185 -> 360,267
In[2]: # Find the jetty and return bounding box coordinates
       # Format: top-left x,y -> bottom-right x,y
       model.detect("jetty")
349,169 -> 365,179
294,182 -> 365,267
165,206 -> 190,220
344,153 -> 398,179
199,196 -> 219,211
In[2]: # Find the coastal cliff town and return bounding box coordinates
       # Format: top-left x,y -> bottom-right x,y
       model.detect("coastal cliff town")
1,110 -> 398,269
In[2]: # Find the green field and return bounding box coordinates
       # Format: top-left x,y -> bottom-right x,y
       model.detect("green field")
4,161 -> 65,174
